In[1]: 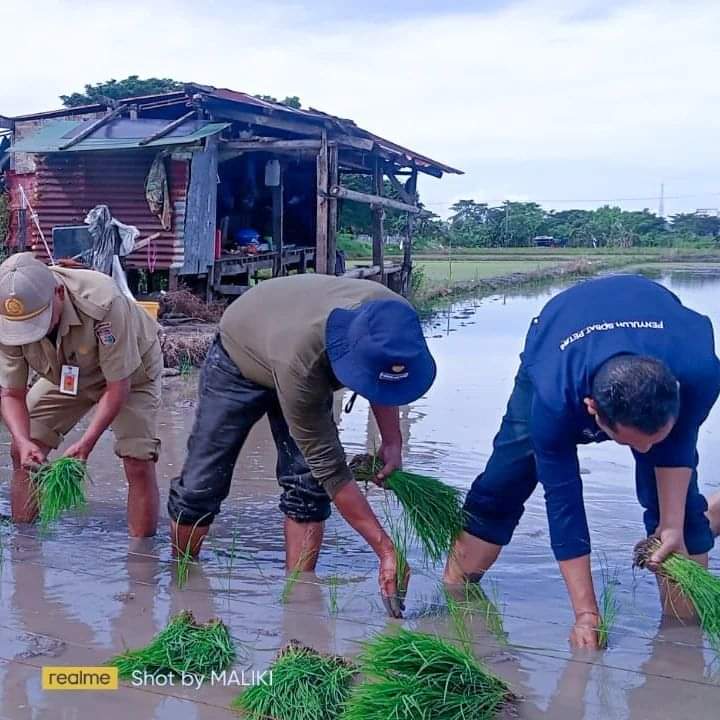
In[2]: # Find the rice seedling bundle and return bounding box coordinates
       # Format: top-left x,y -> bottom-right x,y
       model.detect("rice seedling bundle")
109,611 -> 236,679
233,640 -> 356,720
350,454 -> 465,564
31,457 -> 88,526
343,628 -> 513,720
635,538 -> 720,653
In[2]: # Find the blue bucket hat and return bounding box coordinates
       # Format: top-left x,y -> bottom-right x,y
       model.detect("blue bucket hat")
325,299 -> 437,406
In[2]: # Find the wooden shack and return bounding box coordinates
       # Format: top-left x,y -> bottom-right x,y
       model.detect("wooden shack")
2,84 -> 462,296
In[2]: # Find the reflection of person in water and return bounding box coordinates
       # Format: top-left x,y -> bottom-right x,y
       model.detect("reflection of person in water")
445,275 -> 720,650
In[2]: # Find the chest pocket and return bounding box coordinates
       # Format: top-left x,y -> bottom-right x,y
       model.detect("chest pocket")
65,326 -> 100,371
23,345 -> 52,376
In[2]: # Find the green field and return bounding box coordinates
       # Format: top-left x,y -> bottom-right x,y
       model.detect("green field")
415,258 -> 566,285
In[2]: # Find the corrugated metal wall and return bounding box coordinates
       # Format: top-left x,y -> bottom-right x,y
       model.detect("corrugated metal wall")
9,150 -> 189,270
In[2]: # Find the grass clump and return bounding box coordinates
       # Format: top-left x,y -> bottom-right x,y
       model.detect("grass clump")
233,640 -> 356,720
31,457 -> 88,526
344,628 -> 513,720
635,537 -> 720,654
350,454 -> 465,564
109,611 -> 235,680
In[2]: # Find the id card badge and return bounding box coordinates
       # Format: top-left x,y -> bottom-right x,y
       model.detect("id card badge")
60,365 -> 80,396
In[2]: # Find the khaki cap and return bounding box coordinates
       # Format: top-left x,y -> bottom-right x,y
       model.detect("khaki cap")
0,253 -> 55,346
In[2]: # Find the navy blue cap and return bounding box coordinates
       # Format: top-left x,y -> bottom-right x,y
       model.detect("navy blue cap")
325,299 -> 437,406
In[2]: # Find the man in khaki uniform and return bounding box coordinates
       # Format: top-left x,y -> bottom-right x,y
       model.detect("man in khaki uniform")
169,273 -> 437,617
0,252 -> 162,536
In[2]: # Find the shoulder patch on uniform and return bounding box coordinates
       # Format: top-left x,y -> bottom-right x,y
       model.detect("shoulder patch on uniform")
95,321 -> 116,346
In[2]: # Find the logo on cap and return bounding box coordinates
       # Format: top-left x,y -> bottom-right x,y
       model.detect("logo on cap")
379,364 -> 409,382
4,297 -> 25,317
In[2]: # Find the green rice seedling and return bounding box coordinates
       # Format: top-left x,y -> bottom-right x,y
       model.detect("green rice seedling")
635,538 -> 720,654
173,515 -> 206,589
344,628 -> 513,720
30,457 -> 88,527
443,583 -> 505,651
328,574 -> 340,616
109,610 -> 235,679
462,582 -> 508,646
443,585 -> 473,652
281,546 -> 317,604
232,640 -> 356,720
597,561 -> 620,650
382,495 -> 411,604
350,454 -> 465,564
179,351 -> 193,378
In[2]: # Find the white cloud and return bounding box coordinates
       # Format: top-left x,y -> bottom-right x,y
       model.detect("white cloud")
3,0 -> 720,216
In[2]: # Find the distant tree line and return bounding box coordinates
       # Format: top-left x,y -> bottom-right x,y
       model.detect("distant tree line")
341,196 -> 720,249
441,200 -> 719,248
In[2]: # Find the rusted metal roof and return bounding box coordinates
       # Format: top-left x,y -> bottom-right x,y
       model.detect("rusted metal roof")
7,151 -> 189,271
7,83 -> 462,177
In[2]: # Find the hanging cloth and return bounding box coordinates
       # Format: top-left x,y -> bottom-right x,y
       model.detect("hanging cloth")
145,152 -> 172,230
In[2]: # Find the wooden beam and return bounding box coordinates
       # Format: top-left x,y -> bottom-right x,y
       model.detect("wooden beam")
372,158 -> 385,278
344,265 -> 381,279
327,143 -> 339,275
220,139 -> 322,152
59,105 -> 126,150
385,168 -> 414,204
402,167 -> 418,296
333,135 -> 374,151
272,163 -> 285,277
139,110 -> 196,146
328,185 -> 422,215
316,131 -> 330,274
203,102 -> 326,137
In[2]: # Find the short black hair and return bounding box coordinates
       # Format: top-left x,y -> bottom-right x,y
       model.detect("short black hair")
591,355 -> 680,434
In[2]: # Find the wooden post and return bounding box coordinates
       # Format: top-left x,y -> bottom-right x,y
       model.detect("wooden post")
272,162 -> 285,277
372,158 -> 385,282
402,168 -> 418,296
327,143 -> 339,274
316,131 -> 329,274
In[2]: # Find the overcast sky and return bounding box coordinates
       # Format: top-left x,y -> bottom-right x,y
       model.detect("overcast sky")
3,0 -> 720,217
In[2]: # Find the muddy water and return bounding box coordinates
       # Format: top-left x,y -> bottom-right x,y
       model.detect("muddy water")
0,267 -> 718,719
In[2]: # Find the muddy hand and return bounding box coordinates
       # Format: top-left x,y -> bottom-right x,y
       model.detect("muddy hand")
18,439 -> 46,471
569,611 -> 600,650
647,528 -> 687,570
379,550 -> 408,618
375,442 -> 402,488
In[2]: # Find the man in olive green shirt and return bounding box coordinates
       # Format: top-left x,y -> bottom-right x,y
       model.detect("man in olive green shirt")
0,252 -> 162,536
169,274 -> 436,616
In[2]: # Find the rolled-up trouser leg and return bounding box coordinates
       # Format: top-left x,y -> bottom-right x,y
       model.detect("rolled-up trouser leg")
168,337 -> 272,526
266,393 -> 332,523
463,367 -> 539,546
634,453 -> 714,556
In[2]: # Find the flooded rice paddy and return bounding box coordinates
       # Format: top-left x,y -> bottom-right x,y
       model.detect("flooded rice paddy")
0,266 -> 718,719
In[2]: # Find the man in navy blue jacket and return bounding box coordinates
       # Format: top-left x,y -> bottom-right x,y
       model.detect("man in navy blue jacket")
445,275 -> 720,649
